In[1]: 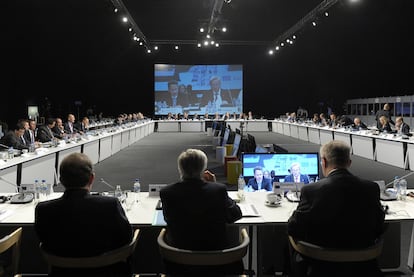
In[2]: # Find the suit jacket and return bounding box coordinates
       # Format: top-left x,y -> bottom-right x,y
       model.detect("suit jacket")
160,179 -> 242,251
64,122 -> 79,134
35,189 -> 133,275
201,90 -> 233,107
246,178 -> 273,191
399,122 -> 410,135
0,131 -> 28,150
287,169 -> 385,249
166,94 -> 189,108
36,125 -> 54,143
284,174 -> 310,184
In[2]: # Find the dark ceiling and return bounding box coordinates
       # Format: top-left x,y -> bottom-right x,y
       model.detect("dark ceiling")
4,0 -> 414,124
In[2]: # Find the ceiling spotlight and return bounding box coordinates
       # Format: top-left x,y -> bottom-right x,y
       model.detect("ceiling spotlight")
222,27 -> 227,32
275,46 -> 280,51
292,35 -> 296,40
128,27 -> 133,32
174,45 -> 179,50
210,40 -> 215,45
206,34 -> 211,39
147,49 -> 152,54
197,43 -> 202,48
153,46 -> 159,50
268,50 -> 274,55
312,21 -> 317,27
325,12 -> 329,17
200,27 -> 205,33
215,43 -> 219,47
114,8 -> 118,13
122,17 -> 128,23
203,40 -> 209,46
224,0 -> 232,3
139,41 -> 143,45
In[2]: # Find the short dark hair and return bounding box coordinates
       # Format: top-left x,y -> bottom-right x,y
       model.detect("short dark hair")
59,153 -> 94,189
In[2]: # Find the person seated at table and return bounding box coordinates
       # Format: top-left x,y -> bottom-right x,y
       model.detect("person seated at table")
245,166 -> 273,191
34,153 -> 133,276
352,117 -> 368,130
159,148 -> 242,273
0,120 -> 29,151
378,115 -> 392,133
284,162 -> 310,184
395,116 -> 411,136
287,140 -> 385,276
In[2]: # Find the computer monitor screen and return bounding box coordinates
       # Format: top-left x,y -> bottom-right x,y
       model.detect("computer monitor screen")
241,152 -> 320,184
221,127 -> 230,146
154,64 -> 243,116
231,133 -> 241,157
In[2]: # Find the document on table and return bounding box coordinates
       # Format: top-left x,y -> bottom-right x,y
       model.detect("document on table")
237,203 -> 260,217
0,209 -> 13,222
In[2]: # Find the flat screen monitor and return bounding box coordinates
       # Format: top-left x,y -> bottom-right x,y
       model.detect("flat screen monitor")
154,64 -> 243,116
231,133 -> 242,157
221,127 -> 231,146
241,152 -> 320,184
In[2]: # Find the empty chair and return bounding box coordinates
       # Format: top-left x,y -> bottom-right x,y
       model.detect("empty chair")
288,235 -> 383,276
157,227 -> 249,276
39,228 -> 139,276
0,227 -> 23,277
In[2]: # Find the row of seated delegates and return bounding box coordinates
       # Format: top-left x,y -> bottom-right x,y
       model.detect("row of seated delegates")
35,152 -> 134,276
113,112 -> 147,126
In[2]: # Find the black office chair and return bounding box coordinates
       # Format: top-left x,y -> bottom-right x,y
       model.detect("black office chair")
158,227 -> 250,276
288,235 -> 384,276
39,229 -> 140,275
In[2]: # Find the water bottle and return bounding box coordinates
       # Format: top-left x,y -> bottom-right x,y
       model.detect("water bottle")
34,179 -> 40,204
133,178 -> 141,203
8,147 -> 14,159
393,176 -> 400,196
237,175 -> 245,201
115,185 -> 123,202
40,179 -> 48,200
398,178 -> 407,201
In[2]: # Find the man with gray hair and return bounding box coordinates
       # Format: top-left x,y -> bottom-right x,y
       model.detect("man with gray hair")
160,148 -> 242,251
287,140 -> 385,276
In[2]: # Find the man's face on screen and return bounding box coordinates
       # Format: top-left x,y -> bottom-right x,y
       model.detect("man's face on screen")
169,84 -> 178,97
254,169 -> 263,183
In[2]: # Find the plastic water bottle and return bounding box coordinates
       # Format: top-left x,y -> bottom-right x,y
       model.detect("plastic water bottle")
115,185 -> 123,201
133,178 -> 141,203
398,178 -> 407,201
34,179 -> 40,204
393,176 -> 400,196
40,179 -> 48,200
237,175 -> 246,201
8,147 -> 14,159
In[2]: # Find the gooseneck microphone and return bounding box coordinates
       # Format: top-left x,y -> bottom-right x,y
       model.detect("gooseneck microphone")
0,176 -> 34,204
381,171 -> 414,201
100,178 -> 115,190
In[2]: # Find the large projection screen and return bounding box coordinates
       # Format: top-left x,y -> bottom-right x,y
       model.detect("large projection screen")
154,64 -> 243,117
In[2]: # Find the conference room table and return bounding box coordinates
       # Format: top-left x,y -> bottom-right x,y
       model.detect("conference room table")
1,190 -> 413,275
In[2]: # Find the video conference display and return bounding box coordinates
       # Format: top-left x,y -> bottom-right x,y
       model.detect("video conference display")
154,64 -> 243,116
242,153 -> 320,182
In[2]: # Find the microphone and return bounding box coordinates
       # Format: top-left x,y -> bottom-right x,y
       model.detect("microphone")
380,171 -> 414,201
0,176 -> 34,204
100,178 -> 115,190
0,143 -> 10,149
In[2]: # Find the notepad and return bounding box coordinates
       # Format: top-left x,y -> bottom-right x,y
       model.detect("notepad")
237,203 -> 260,217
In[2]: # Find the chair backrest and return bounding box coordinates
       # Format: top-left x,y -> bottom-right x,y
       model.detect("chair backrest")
40,229 -> 139,269
288,235 -> 383,262
0,227 -> 23,276
157,227 -> 249,266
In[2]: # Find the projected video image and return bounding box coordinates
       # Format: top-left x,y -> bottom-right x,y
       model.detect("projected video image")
154,64 -> 243,116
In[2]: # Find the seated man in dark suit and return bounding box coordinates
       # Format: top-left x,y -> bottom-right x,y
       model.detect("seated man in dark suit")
246,166 -> 273,191
0,121 -> 29,151
36,117 -> 57,143
284,162 -> 310,184
395,116 -> 411,136
287,140 -> 385,276
34,153 -> 133,276
201,76 -> 233,108
352,117 -> 368,131
160,149 -> 242,274
166,80 -> 188,108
